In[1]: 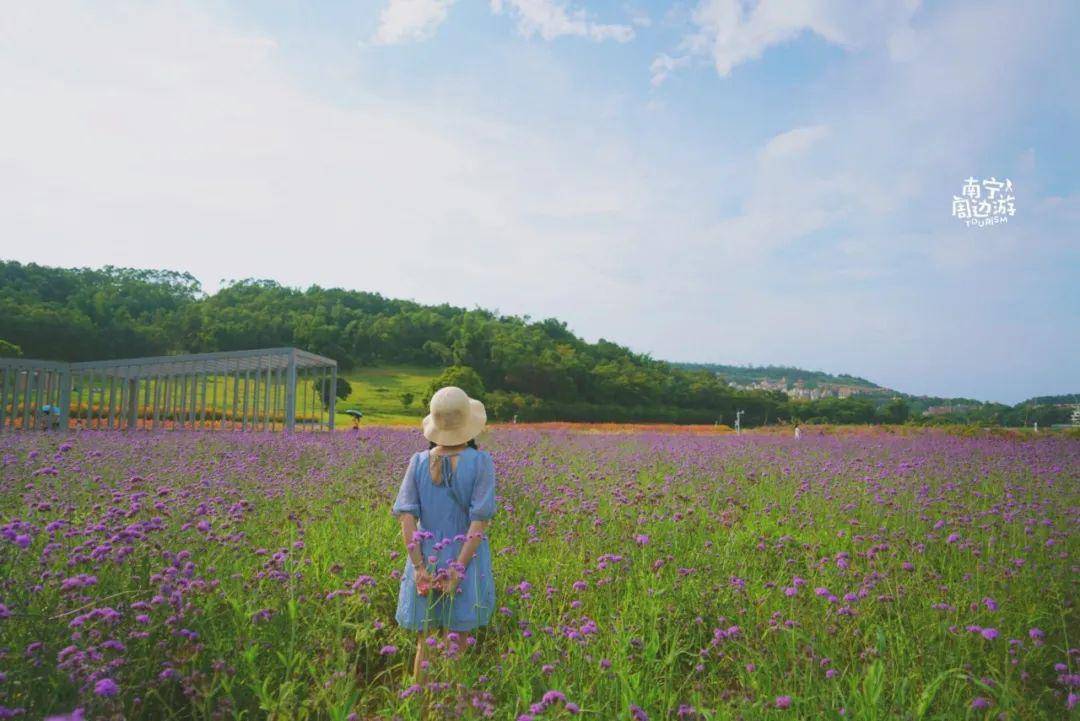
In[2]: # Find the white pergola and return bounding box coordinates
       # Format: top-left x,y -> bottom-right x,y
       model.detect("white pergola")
0,347 -> 337,432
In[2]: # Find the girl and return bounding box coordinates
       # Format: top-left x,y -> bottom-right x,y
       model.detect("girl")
391,386 -> 497,680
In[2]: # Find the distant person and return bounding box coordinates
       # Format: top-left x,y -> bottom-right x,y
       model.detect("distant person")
391,386 -> 497,681
1033,421 -> 1038,433
794,424 -> 802,440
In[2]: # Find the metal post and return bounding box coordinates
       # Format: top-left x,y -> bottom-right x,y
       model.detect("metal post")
231,368 -> 240,431
199,372 -> 208,429
106,375 -> 116,430
22,370 -> 33,431
39,371 -> 51,432
262,364 -> 271,431
164,375 -> 173,429
116,373 -> 125,430
248,368 -> 257,431
242,370 -> 250,431
89,371 -> 97,429
328,365 -> 337,431
126,374 -> 138,430
309,368 -> 316,432
59,369 -> 72,432
95,371 -> 103,429
273,366 -> 281,431
0,367 -> 8,431
181,373 -> 190,430
34,369 -> 44,431
141,375 -> 151,430
190,371 -> 197,429
284,352 -> 297,433
210,369 -> 219,430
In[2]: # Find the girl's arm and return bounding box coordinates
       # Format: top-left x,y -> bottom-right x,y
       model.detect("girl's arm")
455,452 -> 496,571
398,513 -> 425,568
455,520 -> 490,569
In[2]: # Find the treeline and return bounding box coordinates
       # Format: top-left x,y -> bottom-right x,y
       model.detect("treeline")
918,403 -> 1074,428
675,362 -> 879,390
1,262 -> 1072,428
1,262 -> 790,424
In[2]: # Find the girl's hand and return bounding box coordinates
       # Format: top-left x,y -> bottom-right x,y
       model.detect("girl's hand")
414,566 -> 434,596
436,564 -> 464,596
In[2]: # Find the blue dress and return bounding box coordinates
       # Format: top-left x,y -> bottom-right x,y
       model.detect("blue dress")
391,448 -> 497,632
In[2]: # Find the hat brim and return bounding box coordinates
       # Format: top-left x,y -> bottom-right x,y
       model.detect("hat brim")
422,398 -> 487,446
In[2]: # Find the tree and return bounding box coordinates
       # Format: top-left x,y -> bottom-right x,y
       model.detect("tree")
400,391 -> 414,410
313,376 -> 352,407
878,398 -> 911,424
0,339 -> 22,358
427,366 -> 486,404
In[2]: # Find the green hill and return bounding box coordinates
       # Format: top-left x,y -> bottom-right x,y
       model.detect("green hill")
674,362 -> 884,391
0,261 -> 785,426
2,261 -> 1074,428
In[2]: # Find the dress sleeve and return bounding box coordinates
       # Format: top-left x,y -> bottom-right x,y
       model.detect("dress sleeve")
391,453 -> 421,517
469,451 -> 497,522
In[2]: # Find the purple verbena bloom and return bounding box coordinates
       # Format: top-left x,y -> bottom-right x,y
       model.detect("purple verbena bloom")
93,678 -> 119,697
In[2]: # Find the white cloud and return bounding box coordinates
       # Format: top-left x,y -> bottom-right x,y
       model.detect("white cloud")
762,125 -> 829,159
649,53 -> 691,86
664,0 -> 920,79
372,0 -> 455,45
625,5 -> 653,28
0,0 -> 649,314
0,0 -> 1074,404
490,0 -> 635,42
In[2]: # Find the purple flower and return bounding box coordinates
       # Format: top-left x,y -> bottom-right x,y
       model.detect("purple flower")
541,690 -> 566,705
971,697 -> 991,710
630,704 -> 649,721
93,678 -> 119,697
634,534 -> 650,546
982,597 -> 998,612
44,711 -> 84,721
980,627 -> 999,641
379,645 -> 397,655
775,695 -> 793,709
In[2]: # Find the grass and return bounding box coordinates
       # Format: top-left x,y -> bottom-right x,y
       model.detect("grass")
0,428 -> 1076,720
54,365 -> 442,430
337,366 -> 441,426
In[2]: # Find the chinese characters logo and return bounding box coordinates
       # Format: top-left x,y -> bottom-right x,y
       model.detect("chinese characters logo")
952,177 -> 1015,227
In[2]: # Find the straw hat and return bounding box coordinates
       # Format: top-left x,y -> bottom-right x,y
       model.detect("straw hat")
422,386 -> 487,446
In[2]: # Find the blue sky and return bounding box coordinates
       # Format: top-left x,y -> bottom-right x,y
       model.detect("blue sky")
1,0 -> 1077,403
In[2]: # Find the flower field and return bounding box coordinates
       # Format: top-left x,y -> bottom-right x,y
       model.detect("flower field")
1,428 -> 1077,720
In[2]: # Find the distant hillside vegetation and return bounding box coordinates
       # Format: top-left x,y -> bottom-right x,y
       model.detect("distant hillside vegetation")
0,261 -> 785,425
675,362 -> 883,390
1019,393 -> 1080,406
2,261 -> 1073,428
